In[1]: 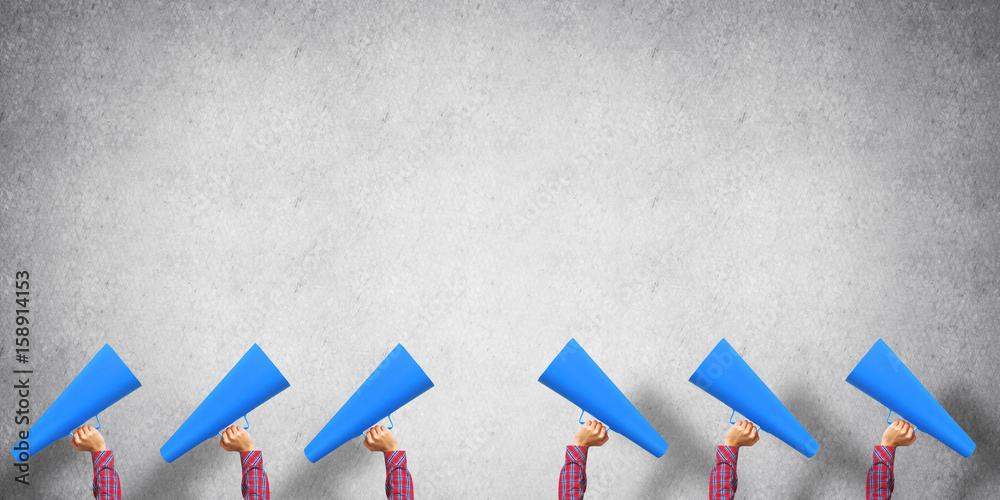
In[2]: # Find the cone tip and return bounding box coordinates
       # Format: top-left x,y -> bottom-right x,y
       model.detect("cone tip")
803,439 -> 819,458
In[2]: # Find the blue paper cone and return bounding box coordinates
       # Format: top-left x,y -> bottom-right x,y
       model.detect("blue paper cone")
538,339 -> 669,458
12,344 -> 141,460
160,344 -> 289,463
689,339 -> 819,458
846,339 -> 975,457
304,344 -> 434,463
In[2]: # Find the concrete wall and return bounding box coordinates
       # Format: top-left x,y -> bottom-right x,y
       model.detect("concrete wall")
2,0 -> 998,498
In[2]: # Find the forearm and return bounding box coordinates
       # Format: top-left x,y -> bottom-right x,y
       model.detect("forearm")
385,450 -> 413,500
866,446 -> 895,500
241,451 -> 270,500
91,451 -> 120,500
559,446 -> 588,500
709,446 -> 738,500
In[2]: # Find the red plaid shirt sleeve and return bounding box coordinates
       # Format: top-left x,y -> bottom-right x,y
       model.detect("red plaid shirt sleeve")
385,450 -> 413,499
91,450 -> 120,500
709,445 -> 738,500
866,445 -> 895,500
558,445 -> 588,499
240,451 -> 270,500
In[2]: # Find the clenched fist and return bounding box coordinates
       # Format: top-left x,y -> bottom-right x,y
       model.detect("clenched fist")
724,420 -> 760,448
70,425 -> 106,453
881,420 -> 917,448
573,420 -> 610,448
363,425 -> 399,453
219,425 -> 255,453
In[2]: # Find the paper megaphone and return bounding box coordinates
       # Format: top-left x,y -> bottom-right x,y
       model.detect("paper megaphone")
538,339 -> 668,458
11,344 -> 141,461
160,344 -> 290,463
689,339 -> 819,458
304,343 -> 434,463
846,339 -> 975,457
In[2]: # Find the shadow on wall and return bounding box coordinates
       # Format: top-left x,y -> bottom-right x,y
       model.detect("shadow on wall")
937,386 -> 996,498
129,443 -> 216,499
27,442 -> 78,498
782,384 -> 869,499
631,384 -> 706,499
275,441 -> 368,499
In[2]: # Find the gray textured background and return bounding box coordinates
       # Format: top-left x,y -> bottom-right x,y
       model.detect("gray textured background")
2,0 -> 999,498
